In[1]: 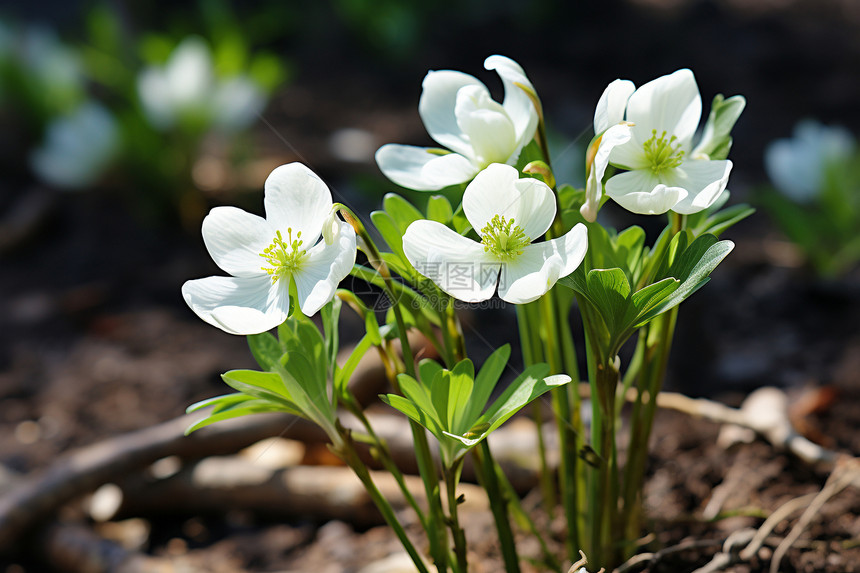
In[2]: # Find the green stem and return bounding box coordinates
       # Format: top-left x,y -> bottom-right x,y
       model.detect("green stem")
338,206 -> 450,570
337,433 -> 430,573
495,463 -> 561,571
445,459 -> 469,573
516,303 -> 555,513
343,395 -> 428,529
541,291 -> 579,559
473,442 -> 521,573
620,307 -> 678,550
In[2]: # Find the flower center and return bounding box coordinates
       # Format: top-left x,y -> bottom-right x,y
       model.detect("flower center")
260,228 -> 306,283
642,129 -> 685,174
480,214 -> 530,260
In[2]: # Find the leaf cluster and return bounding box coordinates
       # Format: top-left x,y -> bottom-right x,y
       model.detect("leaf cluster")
381,345 -> 570,466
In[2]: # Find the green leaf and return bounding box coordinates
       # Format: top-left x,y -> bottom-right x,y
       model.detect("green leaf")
321,297 -> 341,375
383,193 -> 423,234
335,333 -> 375,396
586,268 -> 632,335
426,195 -> 453,224
370,210 -> 405,259
694,204 -> 755,238
446,360 -> 476,435
636,237 -> 734,326
247,332 -> 282,371
630,277 -> 680,319
452,203 -> 472,235
185,400 -> 282,435
695,94 -> 746,161
389,373 -> 444,434
418,358 -> 444,387
380,394 -> 444,437
464,364 -> 569,445
462,345 -> 511,425
187,392 -> 254,414
220,370 -> 302,412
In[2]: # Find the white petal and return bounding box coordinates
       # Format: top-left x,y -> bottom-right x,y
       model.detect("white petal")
165,37 -> 214,107
455,85 -> 517,166
402,220 -> 499,303
264,163 -> 333,244
582,123 -> 632,222
418,69 -> 482,158
463,163 -> 555,241
375,144 -> 479,191
201,207 -> 273,277
664,160 -> 733,215
497,223 -> 587,304
484,55 -> 538,146
605,169 -> 687,215
625,69 -> 702,149
136,69 -> 174,130
593,79 -> 635,133
182,274 -> 289,335
608,129 -> 651,171
294,221 -> 357,316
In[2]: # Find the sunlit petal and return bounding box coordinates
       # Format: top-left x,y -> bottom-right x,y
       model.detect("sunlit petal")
182,275 -> 289,335
264,163 -> 333,244
403,220 -> 499,303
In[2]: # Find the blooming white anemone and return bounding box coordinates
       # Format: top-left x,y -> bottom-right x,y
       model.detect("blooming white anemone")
137,36 -> 265,133
182,163 -> 357,335
375,55 -> 539,191
764,119 -> 855,202
598,69 -> 733,216
29,102 -> 119,190
403,163 -> 587,304
580,79 -> 634,221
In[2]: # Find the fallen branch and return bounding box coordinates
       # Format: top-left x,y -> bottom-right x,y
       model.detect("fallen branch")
580,383 -> 839,466
0,411 -> 317,551
39,522 -> 184,573
101,457 -> 487,527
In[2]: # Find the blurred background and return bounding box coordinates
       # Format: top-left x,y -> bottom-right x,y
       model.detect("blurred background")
1,0 -> 859,569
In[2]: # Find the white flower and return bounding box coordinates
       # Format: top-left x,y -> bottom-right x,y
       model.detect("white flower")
764,119 -> 855,202
182,163 -> 357,335
137,36 -> 265,133
402,163 -> 587,304
29,102 -> 119,190
600,69 -> 733,216
580,78 -> 635,221
375,55 -> 539,191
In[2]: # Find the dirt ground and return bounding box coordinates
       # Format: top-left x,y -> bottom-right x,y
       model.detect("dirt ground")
2,0 -> 860,571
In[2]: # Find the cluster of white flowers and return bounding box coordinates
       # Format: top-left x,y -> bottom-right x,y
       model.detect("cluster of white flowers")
184,57 -> 739,334
137,37 -> 265,133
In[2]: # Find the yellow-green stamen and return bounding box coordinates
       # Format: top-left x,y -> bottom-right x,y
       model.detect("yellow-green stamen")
481,214 -> 530,260
260,228 -> 306,283
642,129 -> 685,174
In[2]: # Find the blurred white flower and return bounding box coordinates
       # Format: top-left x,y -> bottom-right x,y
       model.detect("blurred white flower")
375,55 -> 539,191
29,102 -> 119,190
764,119 -> 856,202
137,37 -> 265,133
403,163 -> 587,304
600,69 -> 733,216
19,26 -> 83,98
182,163 -> 357,335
